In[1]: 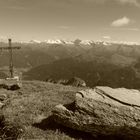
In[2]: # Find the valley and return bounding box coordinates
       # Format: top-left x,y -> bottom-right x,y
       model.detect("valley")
0,40 -> 139,89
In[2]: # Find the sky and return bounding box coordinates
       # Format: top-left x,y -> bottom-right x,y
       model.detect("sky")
0,0 -> 140,42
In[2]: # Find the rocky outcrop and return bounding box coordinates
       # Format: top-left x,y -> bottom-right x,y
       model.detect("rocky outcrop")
9,84 -> 21,91
46,78 -> 56,83
46,77 -> 86,87
65,77 -> 86,87
0,93 -> 8,109
46,78 -> 68,85
0,94 -> 7,102
52,87 -> 140,139
0,84 -> 21,91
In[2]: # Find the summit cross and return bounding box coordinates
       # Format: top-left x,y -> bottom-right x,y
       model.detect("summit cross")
0,39 -> 21,78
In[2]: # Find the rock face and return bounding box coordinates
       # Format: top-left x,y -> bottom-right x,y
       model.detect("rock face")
46,78 -> 56,83
9,84 -> 21,91
46,77 -> 86,87
52,87 -> 140,139
65,77 -> 86,87
0,93 -> 7,109
0,84 -> 20,91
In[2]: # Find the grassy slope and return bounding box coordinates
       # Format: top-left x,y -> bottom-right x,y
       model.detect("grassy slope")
24,58 -> 140,89
1,81 -> 89,140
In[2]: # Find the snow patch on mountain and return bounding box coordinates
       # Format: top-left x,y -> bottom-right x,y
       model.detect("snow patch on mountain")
1,39 -> 139,46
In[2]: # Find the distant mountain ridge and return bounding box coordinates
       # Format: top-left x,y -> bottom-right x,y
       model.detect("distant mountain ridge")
23,58 -> 140,89
1,39 -> 139,45
0,40 -> 139,68
1,39 -> 140,89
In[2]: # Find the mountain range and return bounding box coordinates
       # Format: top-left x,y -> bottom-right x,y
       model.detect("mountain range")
0,39 -> 140,89
1,38 -> 139,45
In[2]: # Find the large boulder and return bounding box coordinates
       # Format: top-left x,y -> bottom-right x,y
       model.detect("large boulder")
65,77 -> 86,87
9,84 -> 21,91
52,87 -> 140,139
0,84 -> 9,90
0,84 -> 20,91
0,78 -> 21,91
46,78 -> 56,83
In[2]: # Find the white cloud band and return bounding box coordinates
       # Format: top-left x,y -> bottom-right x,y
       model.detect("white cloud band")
80,0 -> 140,7
111,17 -> 130,27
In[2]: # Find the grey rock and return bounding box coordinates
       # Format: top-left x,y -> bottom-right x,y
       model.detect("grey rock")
65,77 -> 86,87
52,87 -> 140,139
0,94 -> 7,101
9,84 -> 20,91
0,102 -> 5,109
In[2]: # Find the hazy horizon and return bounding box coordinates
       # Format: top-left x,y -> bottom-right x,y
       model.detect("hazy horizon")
0,0 -> 140,43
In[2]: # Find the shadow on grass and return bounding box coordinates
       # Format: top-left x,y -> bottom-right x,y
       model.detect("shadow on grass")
0,115 -> 23,140
33,115 -> 96,140
33,115 -> 140,140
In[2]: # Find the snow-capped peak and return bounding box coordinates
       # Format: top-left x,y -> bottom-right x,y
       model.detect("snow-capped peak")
80,40 -> 93,45
44,39 -> 63,44
29,40 -> 41,43
9,39 -> 140,46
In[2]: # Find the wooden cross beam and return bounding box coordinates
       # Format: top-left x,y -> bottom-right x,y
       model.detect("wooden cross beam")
0,39 -> 21,78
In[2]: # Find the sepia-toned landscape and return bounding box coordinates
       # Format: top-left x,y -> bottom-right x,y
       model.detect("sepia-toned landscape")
0,0 -> 140,140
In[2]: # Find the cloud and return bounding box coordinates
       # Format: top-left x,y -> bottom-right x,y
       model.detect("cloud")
117,0 -> 140,7
7,6 -> 27,10
95,0 -> 140,7
74,0 -> 140,7
104,27 -> 140,32
58,26 -> 70,29
126,28 -> 140,31
103,36 -> 111,39
111,17 -> 130,27
116,27 -> 140,31
2,0 -> 140,9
